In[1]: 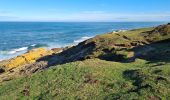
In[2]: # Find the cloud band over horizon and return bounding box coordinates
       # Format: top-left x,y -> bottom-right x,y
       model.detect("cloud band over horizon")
0,0 -> 170,22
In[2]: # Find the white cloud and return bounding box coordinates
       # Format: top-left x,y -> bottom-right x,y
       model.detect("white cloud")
0,10 -> 11,14
0,11 -> 170,22
52,12 -> 170,22
82,11 -> 105,14
0,16 -> 20,21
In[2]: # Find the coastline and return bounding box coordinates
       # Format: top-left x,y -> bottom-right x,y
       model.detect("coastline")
0,30 -> 127,61
0,36 -> 93,61
0,23 -> 170,99
0,22 -> 165,61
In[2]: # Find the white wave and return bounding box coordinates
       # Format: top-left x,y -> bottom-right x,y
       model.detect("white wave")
7,47 -> 28,55
0,47 -> 29,61
112,30 -> 127,33
0,43 -> 48,56
31,44 -> 36,46
74,36 -> 93,44
0,51 -> 8,55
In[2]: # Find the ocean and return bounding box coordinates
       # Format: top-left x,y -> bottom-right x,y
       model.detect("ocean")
0,22 -> 166,60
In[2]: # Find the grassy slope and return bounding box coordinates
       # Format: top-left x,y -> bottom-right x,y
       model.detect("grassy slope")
0,59 -> 170,100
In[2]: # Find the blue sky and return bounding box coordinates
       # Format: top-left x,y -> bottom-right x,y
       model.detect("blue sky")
0,0 -> 170,22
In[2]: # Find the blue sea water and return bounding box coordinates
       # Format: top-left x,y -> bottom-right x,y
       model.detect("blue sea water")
0,22 -> 166,60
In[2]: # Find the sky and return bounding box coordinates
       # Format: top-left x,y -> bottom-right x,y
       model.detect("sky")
0,0 -> 170,22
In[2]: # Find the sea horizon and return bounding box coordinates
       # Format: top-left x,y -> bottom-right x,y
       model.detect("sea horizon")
0,22 -> 167,60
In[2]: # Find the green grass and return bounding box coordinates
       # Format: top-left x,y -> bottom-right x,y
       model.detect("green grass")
0,58 -> 169,100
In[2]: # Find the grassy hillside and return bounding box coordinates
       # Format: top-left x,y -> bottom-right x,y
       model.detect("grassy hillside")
0,58 -> 170,100
0,24 -> 170,99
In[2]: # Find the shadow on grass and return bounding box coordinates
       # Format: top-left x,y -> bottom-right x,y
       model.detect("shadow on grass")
36,38 -> 170,68
36,40 -> 96,67
130,38 -> 170,64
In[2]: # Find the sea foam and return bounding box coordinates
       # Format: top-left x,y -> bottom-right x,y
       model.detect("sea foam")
8,47 -> 28,54
74,36 -> 93,44
112,30 -> 127,33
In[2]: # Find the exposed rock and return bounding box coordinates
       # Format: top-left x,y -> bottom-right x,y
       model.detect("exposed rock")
63,45 -> 74,51
3,48 -> 53,69
19,61 -> 48,75
51,48 -> 63,53
123,35 -> 131,40
0,47 -> 65,82
2,77 -> 12,82
152,24 -> 170,35
130,41 -> 147,46
114,43 -> 132,48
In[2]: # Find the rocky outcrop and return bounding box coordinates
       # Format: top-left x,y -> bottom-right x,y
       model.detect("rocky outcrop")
0,48 -> 64,82
143,24 -> 170,42
153,24 -> 170,36
1,48 -> 63,70
51,48 -> 63,53
3,48 -> 53,69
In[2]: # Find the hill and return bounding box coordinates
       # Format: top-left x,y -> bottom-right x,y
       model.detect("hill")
0,23 -> 170,99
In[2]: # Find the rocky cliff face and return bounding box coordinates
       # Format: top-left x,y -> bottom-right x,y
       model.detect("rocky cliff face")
4,48 -> 52,69
0,23 -> 170,82
0,48 -> 63,82
143,24 -> 170,42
